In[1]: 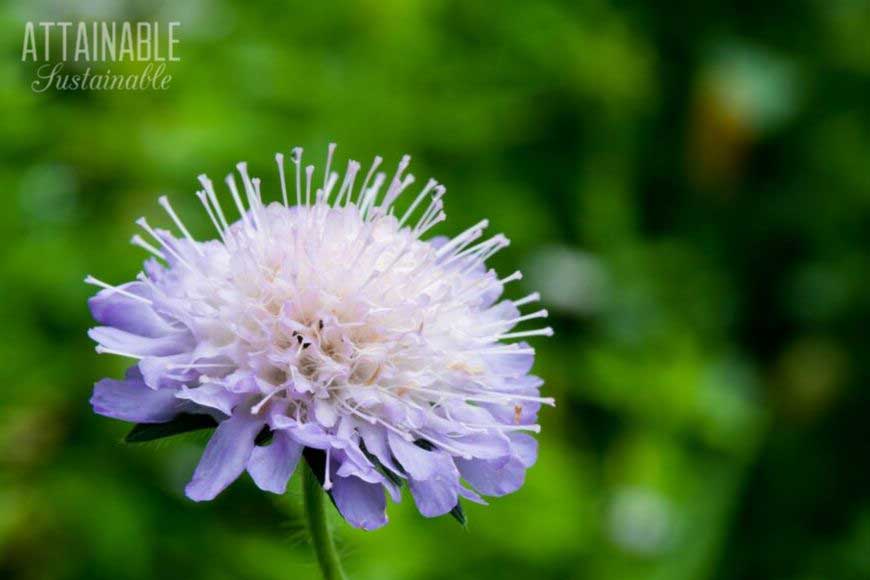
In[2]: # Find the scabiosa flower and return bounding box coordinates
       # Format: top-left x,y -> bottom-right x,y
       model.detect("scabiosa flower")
87,144 -> 553,530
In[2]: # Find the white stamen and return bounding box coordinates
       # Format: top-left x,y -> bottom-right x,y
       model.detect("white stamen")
398,179 -> 439,227
291,147 -> 303,207
323,446 -> 333,490
512,292 -> 540,307
305,165 -> 314,207
356,156 -> 383,207
198,174 -> 231,233
225,174 -> 252,233
497,327 -> 554,340
323,142 -> 336,193
275,152 -> 288,206
195,190 -> 228,243
135,217 -> 197,272
499,270 -> 523,285
130,234 -> 166,260
84,275 -> 152,304
94,345 -> 143,358
158,195 -> 203,256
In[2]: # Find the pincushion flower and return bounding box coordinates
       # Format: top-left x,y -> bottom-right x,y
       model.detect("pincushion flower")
87,144 -> 553,531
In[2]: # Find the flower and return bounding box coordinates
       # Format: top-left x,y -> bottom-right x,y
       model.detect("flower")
87,144 -> 553,530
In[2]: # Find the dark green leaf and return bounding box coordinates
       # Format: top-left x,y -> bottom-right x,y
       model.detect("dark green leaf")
413,439 -> 435,451
124,413 -> 218,443
449,500 -> 467,528
254,426 -> 273,446
359,441 -> 404,488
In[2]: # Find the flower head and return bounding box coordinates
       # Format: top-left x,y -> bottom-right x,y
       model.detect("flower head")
87,144 -> 553,530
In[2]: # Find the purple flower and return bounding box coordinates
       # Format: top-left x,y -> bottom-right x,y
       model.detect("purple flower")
87,144 -> 553,530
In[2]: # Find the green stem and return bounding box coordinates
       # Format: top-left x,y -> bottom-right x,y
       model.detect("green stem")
302,462 -> 347,580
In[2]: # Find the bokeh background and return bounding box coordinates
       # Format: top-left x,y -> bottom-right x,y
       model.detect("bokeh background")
2,1 -> 870,579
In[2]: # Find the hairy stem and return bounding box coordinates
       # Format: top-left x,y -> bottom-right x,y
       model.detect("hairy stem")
302,463 -> 347,580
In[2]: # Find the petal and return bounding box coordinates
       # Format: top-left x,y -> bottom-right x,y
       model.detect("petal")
478,273 -> 504,308
456,456 -> 526,497
90,376 -> 181,422
499,374 -> 545,393
138,354 -> 197,389
388,433 -> 439,480
336,452 -> 381,484
88,283 -> 177,338
331,475 -> 388,531
483,341 -> 534,376
313,398 -> 338,428
509,433 -> 538,468
444,433 -> 512,462
89,326 -> 192,357
480,299 -> 520,329
176,384 -> 243,416
458,484 -> 488,505
428,235 -> 449,249
272,416 -> 332,449
358,423 -> 402,475
185,411 -> 265,501
483,400 -> 540,426
247,431 -> 303,494
407,455 -> 460,517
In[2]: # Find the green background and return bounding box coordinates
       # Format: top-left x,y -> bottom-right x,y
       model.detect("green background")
2,1 -> 870,579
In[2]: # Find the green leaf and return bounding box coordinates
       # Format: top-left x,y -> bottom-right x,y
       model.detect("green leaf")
359,442 -> 404,488
124,413 -> 218,443
254,426 -> 274,446
449,500 -> 467,528
413,439 -> 435,451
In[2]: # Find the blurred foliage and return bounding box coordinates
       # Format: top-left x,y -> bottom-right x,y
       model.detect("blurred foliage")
2,0 -> 870,579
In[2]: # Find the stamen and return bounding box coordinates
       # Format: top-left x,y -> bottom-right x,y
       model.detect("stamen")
291,147 -> 303,207
435,219 -> 487,258
335,160 -> 361,207
360,173 -> 386,218
320,171 -> 339,205
412,433 -> 472,459
497,327 -> 554,340
443,234 -> 507,269
415,211 -> 445,237
84,275 -> 152,304
158,195 -> 203,256
413,198 -> 444,236
252,387 -> 284,414
236,163 -> 263,231
195,190 -> 228,243
275,152 -> 288,206
512,292 -> 540,307
252,178 -> 269,234
338,401 -> 415,441
323,142 -> 336,193
499,270 -> 523,285
130,234 -> 166,260
198,175 -> 230,233
398,179 -> 438,228
480,309 -> 549,330
94,345 -> 143,358
356,155 -> 383,207
135,217 -> 197,272
305,165 -> 315,206
398,385 -> 554,406
379,154 -> 412,212
474,346 -> 536,355
225,174 -> 252,232
323,446 -> 333,490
